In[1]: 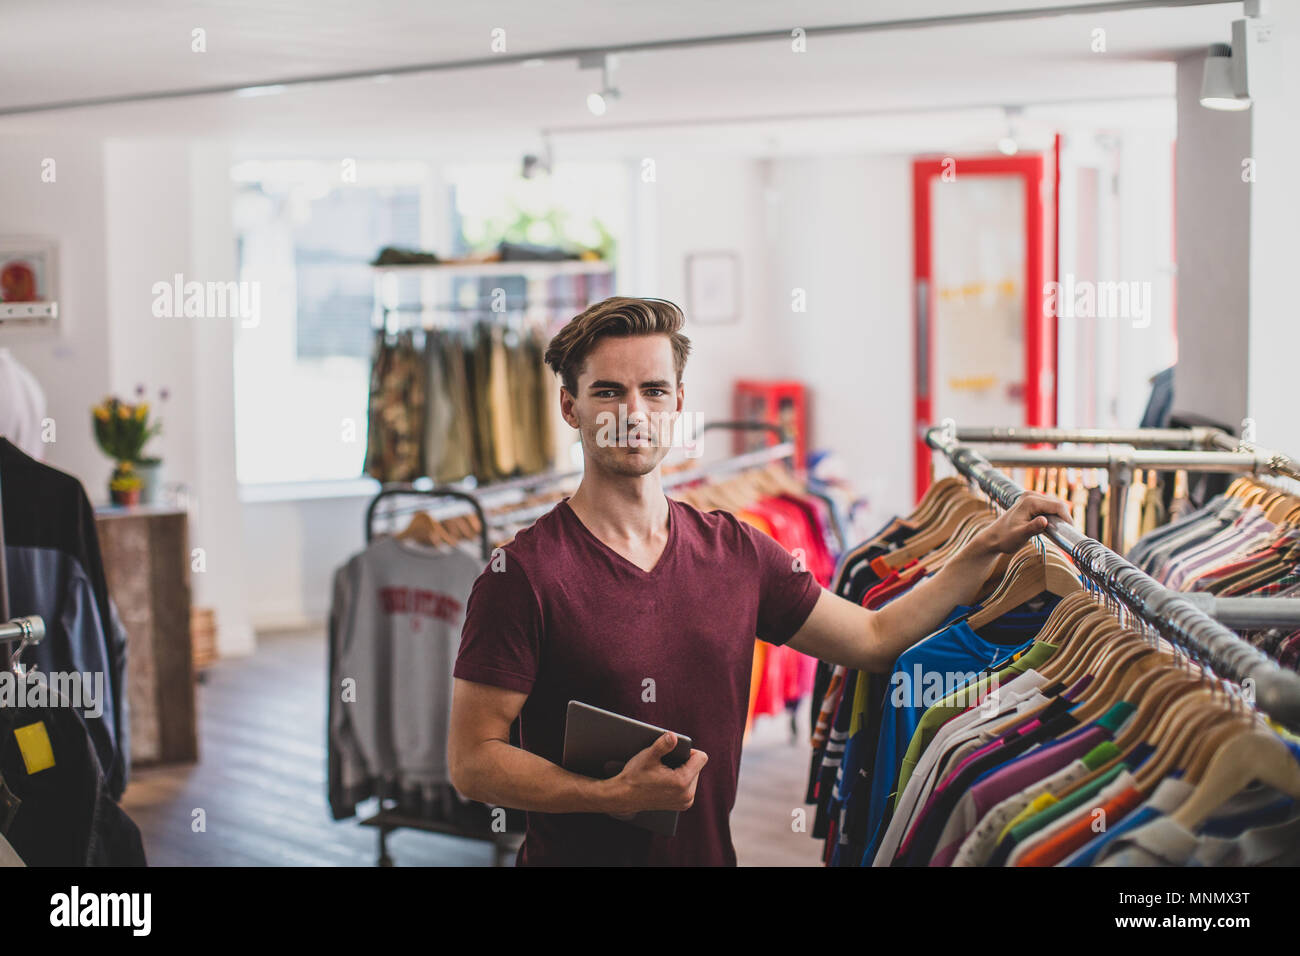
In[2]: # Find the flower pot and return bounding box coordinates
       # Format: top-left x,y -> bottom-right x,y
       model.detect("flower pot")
110,487 -> 141,507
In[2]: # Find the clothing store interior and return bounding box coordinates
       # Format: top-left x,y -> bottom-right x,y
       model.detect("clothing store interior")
3,0 -> 1300,871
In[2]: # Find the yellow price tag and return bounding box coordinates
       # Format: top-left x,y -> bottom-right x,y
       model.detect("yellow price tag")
14,722 -> 55,775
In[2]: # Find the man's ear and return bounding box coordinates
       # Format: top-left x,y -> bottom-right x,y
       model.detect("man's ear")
559,386 -> 580,429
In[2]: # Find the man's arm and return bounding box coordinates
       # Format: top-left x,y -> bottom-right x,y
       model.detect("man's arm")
786,492 -> 1071,673
448,678 -> 709,815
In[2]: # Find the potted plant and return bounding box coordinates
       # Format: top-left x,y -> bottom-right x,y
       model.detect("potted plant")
108,462 -> 143,507
92,388 -> 165,505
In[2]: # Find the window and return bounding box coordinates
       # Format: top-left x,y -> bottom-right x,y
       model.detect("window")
231,158 -> 628,487
231,160 -> 432,485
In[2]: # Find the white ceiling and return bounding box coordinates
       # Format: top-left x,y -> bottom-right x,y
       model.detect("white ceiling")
0,0 -> 1242,156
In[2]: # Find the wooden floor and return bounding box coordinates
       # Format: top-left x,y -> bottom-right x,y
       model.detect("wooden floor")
120,630 -> 823,867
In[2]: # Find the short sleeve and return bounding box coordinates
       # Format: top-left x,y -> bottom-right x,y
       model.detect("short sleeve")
454,553 -> 543,694
745,520 -> 824,646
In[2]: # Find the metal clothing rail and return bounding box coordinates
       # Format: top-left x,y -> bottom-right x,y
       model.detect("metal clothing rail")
926,425 -> 1300,731
949,426 -> 1224,449
1207,429 -> 1300,484
365,487 -> 491,552
947,426 -> 1300,629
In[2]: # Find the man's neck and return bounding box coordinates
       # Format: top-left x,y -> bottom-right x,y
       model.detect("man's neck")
566,467 -> 669,544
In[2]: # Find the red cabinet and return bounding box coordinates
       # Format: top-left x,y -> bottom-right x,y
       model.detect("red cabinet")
733,380 -> 808,470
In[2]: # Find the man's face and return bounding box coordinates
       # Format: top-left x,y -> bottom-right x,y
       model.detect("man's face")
561,334 -> 683,478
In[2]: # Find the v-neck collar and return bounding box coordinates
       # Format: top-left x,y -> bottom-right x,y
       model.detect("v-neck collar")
559,495 -> 677,578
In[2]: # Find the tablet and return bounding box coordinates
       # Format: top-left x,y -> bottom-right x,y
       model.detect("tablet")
561,700 -> 693,837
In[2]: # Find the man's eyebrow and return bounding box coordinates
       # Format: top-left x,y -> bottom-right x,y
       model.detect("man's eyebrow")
586,378 -> 674,390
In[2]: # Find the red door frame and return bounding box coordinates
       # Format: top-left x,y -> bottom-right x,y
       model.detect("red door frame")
912,152 -> 1057,501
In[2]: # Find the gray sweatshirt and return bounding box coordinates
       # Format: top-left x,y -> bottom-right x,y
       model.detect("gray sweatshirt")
328,536 -> 484,819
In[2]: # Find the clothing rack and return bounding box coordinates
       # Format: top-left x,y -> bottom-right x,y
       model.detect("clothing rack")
926,423 -> 1300,732
949,423 -> 1300,631
365,487 -> 491,550
355,486 -> 519,866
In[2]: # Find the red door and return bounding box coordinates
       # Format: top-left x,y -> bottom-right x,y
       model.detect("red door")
912,152 -> 1057,501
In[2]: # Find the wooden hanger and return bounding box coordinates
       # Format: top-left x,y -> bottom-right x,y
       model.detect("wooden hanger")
924,513 -> 997,571
1058,668 -> 1204,793
1031,594 -> 1111,683
1050,666 -> 1207,801
1169,728 -> 1300,830
1224,476 -> 1254,500
966,542 -> 1081,630
1183,712 -> 1258,782
1263,489 -> 1300,524
397,510 -> 451,548
886,495 -> 992,567
873,476 -> 964,541
1064,642 -> 1162,727
1044,610 -> 1133,691
1129,686 -> 1236,793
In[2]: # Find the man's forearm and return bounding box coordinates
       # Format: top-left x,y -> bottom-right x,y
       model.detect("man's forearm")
455,739 -> 621,814
868,538 -> 1002,668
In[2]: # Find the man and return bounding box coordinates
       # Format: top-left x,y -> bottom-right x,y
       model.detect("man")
448,296 -> 1069,866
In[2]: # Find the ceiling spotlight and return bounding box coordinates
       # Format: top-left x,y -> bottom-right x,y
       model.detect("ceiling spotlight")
1200,43 -> 1251,111
580,52 -> 620,116
997,137 -> 1018,156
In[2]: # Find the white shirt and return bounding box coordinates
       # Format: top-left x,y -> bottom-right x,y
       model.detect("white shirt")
0,349 -> 46,460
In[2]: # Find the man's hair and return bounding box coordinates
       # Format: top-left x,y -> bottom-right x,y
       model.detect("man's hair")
544,296 -> 692,395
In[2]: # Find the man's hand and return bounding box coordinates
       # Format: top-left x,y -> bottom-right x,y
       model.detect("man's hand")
972,491 -> 1073,557
602,732 -> 708,816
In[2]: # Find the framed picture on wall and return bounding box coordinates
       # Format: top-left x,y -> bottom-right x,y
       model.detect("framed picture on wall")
686,251 -> 739,324
0,236 -> 60,333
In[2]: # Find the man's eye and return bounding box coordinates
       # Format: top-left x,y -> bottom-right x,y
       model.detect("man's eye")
595,390 -> 618,398
645,389 -> 667,397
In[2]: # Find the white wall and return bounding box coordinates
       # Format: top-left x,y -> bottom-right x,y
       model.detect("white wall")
242,494 -> 370,629
1172,52 -> 1253,430
629,154 -> 779,434
0,138 -> 112,485
760,154 -> 914,525
1245,5 -> 1300,464
102,139 -> 253,656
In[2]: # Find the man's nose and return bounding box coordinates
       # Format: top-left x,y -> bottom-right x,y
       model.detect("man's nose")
624,394 -> 649,421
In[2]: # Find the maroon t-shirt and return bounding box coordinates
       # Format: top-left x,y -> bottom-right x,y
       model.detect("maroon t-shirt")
454,495 -> 822,866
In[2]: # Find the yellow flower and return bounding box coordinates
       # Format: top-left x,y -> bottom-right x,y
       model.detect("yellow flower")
135,403 -> 148,421
118,405 -> 131,419
117,461 -> 134,473
93,406 -> 110,422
